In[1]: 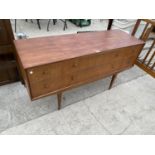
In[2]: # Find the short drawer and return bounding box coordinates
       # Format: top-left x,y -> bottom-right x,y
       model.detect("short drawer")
30,79 -> 62,98
29,72 -> 76,98
27,62 -> 62,82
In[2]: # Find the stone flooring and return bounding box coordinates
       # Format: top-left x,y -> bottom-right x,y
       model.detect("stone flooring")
1,74 -> 155,135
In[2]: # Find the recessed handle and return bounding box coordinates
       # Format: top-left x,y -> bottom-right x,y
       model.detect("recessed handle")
73,62 -> 78,67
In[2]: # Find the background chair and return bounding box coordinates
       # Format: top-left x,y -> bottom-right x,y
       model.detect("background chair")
25,19 -> 41,30
47,19 -> 68,31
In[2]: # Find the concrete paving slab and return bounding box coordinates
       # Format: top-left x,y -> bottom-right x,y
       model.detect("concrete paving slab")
1,75 -> 154,135
61,102 -> 109,135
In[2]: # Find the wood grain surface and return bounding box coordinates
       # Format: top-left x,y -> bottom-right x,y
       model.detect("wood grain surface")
14,29 -> 144,69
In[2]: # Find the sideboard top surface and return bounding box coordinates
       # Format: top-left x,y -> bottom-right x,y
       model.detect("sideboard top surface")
14,29 -> 144,69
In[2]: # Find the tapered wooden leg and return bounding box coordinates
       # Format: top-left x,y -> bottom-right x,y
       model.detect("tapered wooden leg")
57,92 -> 62,110
109,74 -> 117,89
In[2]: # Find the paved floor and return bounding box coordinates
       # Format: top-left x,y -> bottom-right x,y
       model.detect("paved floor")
1,74 -> 155,135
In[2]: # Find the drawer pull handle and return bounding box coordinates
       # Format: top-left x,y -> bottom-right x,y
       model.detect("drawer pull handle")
29,71 -> 33,75
73,63 -> 78,67
42,71 -> 48,75
44,84 -> 48,88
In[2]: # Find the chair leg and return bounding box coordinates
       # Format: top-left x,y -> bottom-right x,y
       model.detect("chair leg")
53,19 -> 57,25
47,19 -> 51,31
15,19 -> 17,32
109,73 -> 117,89
63,20 -> 67,31
57,92 -> 62,110
36,19 -> 41,29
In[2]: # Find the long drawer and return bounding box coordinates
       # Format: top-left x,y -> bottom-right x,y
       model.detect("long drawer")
26,46 -> 141,99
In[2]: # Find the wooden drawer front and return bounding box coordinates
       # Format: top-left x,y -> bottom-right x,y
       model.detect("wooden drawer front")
64,46 -> 139,86
71,49 -> 138,85
28,68 -> 76,98
63,46 -> 139,72
27,63 -> 63,98
27,56 -> 96,83
29,78 -> 62,98
28,46 -> 139,99
27,62 -> 62,82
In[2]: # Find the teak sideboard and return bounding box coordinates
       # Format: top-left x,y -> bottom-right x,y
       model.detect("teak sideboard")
14,29 -> 144,109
